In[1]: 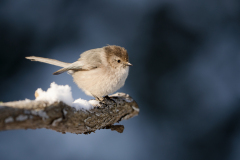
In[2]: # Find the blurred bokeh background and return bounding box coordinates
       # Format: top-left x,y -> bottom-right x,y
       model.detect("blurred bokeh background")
1,0 -> 240,160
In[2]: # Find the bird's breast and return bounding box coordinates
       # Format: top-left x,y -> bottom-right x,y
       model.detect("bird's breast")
72,66 -> 129,97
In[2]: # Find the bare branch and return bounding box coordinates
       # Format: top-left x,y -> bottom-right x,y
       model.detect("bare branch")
0,93 -> 139,134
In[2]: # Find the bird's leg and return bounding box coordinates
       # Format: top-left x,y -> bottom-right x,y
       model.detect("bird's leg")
92,94 -> 104,102
103,95 -> 111,100
103,95 -> 116,104
91,93 -> 116,105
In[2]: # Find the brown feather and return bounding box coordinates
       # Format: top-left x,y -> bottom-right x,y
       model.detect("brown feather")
104,45 -> 129,63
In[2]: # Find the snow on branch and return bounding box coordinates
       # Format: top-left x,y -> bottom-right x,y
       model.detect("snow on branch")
0,83 -> 139,134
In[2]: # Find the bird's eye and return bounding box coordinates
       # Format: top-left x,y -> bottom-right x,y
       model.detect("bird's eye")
117,60 -> 121,63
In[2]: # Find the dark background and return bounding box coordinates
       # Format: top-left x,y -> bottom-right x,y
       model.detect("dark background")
1,0 -> 240,160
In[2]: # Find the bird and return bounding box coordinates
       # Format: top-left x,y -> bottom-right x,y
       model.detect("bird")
26,45 -> 132,101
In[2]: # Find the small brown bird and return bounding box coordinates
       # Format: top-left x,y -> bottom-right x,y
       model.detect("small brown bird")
26,45 -> 132,100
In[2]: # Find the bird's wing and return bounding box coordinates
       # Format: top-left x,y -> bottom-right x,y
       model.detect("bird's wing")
53,48 -> 103,75
53,61 -> 97,75
53,58 -> 101,75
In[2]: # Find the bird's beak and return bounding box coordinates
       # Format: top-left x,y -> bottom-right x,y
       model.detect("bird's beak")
125,62 -> 133,66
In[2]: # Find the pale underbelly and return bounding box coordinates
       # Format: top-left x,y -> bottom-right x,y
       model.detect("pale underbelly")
72,67 -> 128,97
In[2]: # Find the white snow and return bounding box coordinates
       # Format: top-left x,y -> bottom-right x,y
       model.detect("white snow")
35,82 -> 73,106
72,98 -> 94,111
34,82 -> 95,111
24,99 -> 31,102
16,115 -> 28,121
31,110 -> 49,120
5,117 -> 14,123
89,100 -> 100,106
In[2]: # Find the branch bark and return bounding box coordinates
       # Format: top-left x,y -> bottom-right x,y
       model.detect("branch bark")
0,93 -> 139,134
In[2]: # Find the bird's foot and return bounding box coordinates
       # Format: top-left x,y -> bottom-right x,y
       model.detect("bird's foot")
93,95 -> 116,105
103,95 -> 116,104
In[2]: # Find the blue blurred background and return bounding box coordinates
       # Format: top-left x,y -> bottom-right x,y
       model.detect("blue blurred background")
1,0 -> 240,160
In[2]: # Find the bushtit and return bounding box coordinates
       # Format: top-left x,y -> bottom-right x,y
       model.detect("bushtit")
26,45 -> 132,101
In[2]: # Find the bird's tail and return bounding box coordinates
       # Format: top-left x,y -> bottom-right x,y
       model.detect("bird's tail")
26,56 -> 70,67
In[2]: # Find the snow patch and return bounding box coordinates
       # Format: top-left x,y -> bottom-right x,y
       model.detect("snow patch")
16,115 -> 28,121
5,117 -> 14,123
73,98 -> 94,111
34,82 -> 95,111
35,82 -> 73,106
89,100 -> 100,106
24,99 -> 31,102
31,110 -> 49,120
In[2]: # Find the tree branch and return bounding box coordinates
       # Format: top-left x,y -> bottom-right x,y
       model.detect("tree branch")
0,93 -> 139,134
